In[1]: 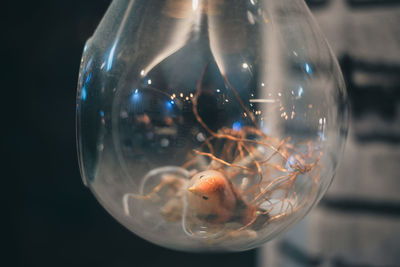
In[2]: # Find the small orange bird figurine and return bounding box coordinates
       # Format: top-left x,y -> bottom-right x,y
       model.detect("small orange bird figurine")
187,170 -> 256,225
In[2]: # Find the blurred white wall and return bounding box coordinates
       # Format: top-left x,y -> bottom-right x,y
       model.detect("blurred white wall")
259,0 -> 400,266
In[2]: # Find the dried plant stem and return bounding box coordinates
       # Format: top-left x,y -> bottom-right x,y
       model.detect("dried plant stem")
132,62 -> 323,242
251,173 -> 294,204
193,149 -> 254,173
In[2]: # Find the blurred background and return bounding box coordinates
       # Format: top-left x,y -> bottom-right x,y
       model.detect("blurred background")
5,0 -> 399,266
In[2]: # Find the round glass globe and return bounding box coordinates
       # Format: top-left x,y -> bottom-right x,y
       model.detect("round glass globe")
77,0 -> 348,252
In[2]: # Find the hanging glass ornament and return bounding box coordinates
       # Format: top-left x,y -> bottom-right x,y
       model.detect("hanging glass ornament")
77,0 -> 349,251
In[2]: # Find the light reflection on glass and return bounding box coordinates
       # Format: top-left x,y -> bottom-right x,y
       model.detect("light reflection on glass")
106,42 -> 118,72
305,63 -> 312,75
81,87 -> 87,101
192,0 -> 199,11
298,86 -> 304,97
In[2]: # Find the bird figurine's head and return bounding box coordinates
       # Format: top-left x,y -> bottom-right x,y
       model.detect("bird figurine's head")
187,170 -> 237,223
188,170 -> 226,199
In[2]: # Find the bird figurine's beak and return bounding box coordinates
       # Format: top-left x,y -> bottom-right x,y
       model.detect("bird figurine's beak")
188,186 -> 195,193
188,186 -> 199,195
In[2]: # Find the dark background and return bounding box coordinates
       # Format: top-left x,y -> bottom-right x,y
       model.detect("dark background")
6,1 -> 256,266
5,0 -> 400,267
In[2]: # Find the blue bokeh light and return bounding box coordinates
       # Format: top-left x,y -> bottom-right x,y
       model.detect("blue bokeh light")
165,100 -> 174,110
232,121 -> 242,131
131,89 -> 141,102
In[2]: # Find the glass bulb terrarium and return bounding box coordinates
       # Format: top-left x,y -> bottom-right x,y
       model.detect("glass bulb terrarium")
76,0 -> 348,251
